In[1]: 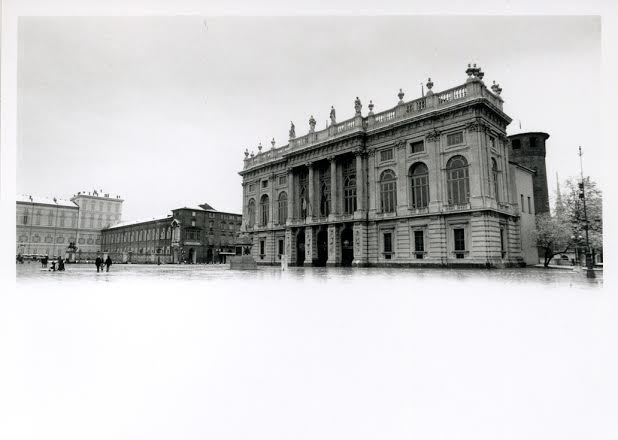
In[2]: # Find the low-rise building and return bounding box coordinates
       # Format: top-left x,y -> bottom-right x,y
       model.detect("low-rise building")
101,202 -> 243,264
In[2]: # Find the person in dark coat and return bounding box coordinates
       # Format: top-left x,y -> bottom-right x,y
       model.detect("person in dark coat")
57,257 -> 65,271
95,255 -> 102,273
104,256 -> 112,272
41,256 -> 48,268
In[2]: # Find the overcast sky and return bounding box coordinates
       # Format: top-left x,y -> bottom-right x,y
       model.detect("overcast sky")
17,16 -> 601,220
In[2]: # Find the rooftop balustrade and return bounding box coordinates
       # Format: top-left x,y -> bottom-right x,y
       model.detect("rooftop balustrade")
242,65 -> 504,171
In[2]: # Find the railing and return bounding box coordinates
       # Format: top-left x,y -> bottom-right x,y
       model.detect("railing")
438,86 -> 467,104
336,118 -> 356,133
374,110 -> 396,123
242,79 -> 504,170
444,202 -> 471,212
243,145 -> 289,169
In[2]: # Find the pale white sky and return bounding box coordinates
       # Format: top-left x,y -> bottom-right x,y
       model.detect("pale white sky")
17,16 -> 601,220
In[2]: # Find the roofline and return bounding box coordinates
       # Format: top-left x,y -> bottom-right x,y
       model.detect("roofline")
508,131 -> 550,140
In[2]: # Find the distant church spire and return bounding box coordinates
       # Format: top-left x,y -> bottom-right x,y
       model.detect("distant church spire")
555,172 -> 565,216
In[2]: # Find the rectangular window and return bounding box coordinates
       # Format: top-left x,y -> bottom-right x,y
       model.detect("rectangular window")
512,139 -> 521,149
383,232 -> 393,258
259,240 -> 265,256
191,220 -> 196,227
527,196 -> 532,214
500,228 -> 506,256
192,211 -> 196,217
261,180 -> 268,188
410,140 -> 424,154
380,148 -> 394,162
521,194 -> 525,212
279,175 -> 287,185
454,228 -> 466,252
447,132 -> 464,146
248,184 -> 255,192
414,230 -> 424,252
278,239 -> 284,256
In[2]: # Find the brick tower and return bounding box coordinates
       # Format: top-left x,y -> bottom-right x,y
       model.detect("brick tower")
507,132 -> 550,215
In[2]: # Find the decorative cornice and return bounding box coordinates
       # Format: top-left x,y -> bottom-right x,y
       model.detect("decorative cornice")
425,130 -> 441,142
395,140 -> 406,150
465,120 -> 489,132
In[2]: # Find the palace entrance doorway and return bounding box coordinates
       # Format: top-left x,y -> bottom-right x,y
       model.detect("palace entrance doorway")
296,229 -> 305,266
316,229 -> 328,266
341,226 -> 354,266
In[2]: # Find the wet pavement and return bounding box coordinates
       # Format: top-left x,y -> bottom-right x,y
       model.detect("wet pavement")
15,261 -> 603,289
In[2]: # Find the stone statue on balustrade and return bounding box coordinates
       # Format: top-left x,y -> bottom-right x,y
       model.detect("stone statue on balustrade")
289,121 -> 296,139
354,97 -> 362,115
330,106 -> 336,125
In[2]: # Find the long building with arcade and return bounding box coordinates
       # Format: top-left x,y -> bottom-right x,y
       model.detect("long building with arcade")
238,64 -> 545,267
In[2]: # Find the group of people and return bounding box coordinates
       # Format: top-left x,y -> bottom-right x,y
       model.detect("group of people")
95,255 -> 113,272
40,255 -> 65,271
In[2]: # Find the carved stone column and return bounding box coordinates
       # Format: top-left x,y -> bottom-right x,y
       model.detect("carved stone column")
286,168 -> 294,224
304,226 -> 314,266
329,156 -> 338,220
326,223 -> 340,266
354,150 -> 365,216
366,150 -> 376,217
307,162 -> 314,221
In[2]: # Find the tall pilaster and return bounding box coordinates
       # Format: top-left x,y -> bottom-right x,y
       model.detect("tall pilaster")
268,174 -> 275,228
304,226 -> 315,266
426,130 -> 442,211
395,140 -> 408,213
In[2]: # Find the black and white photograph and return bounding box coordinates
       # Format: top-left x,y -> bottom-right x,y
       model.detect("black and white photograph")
1,1 -> 616,439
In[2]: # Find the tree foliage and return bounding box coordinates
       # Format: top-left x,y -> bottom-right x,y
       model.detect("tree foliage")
562,177 -> 603,251
533,212 -> 573,267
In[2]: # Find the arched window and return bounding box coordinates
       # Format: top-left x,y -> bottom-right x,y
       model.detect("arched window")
492,158 -> 500,202
278,192 -> 288,225
409,162 -> 429,209
343,159 -> 357,214
247,198 -> 256,227
446,155 -> 470,205
380,169 -> 397,213
259,195 -> 269,226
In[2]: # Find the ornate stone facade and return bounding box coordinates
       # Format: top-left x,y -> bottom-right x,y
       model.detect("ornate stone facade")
239,66 -> 539,267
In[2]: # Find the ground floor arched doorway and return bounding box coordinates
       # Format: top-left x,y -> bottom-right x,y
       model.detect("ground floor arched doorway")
188,248 -> 195,264
341,227 -> 354,267
316,229 -> 328,266
296,228 -> 305,266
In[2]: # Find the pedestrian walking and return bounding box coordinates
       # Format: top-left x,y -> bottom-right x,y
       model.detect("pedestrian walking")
104,256 -> 113,272
95,255 -> 102,273
57,257 -> 65,271
41,255 -> 48,268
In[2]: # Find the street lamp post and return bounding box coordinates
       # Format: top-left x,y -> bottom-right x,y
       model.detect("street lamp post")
578,146 -> 595,279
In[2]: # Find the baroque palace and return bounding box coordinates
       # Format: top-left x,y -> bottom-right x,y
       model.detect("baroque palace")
239,64 -> 544,267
